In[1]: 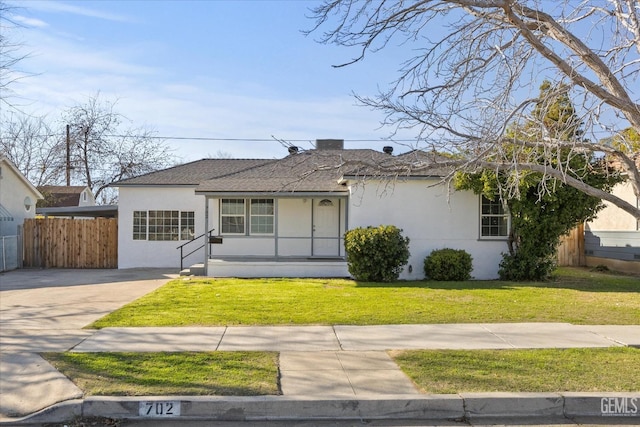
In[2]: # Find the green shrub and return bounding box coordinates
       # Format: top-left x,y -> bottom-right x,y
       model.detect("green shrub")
344,225 -> 410,282
498,252 -> 556,281
424,248 -> 473,281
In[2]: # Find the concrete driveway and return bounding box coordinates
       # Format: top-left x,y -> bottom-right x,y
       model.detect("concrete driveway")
0,268 -> 176,418
0,268 -> 176,330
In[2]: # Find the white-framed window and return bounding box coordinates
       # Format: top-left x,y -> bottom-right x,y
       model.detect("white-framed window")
221,198 -> 274,235
221,199 -> 246,234
480,196 -> 509,238
133,210 -> 194,241
250,199 -> 274,234
181,211 -> 195,240
133,210 -> 147,240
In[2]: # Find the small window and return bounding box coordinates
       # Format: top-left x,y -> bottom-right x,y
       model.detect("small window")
133,211 -> 147,240
250,199 -> 274,234
181,211 -> 195,240
480,196 -> 509,238
221,199 -> 245,234
24,196 -> 33,212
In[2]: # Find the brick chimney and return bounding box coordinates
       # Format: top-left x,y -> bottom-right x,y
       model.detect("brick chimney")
315,139 -> 344,150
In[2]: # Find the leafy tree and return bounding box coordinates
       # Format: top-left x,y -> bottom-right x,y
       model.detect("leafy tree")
455,82 -> 621,280
309,0 -> 640,219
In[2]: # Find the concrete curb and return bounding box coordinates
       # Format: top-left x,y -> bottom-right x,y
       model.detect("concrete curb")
0,400 -> 82,425
564,392 -> 640,417
79,395 -> 465,422
460,392 -> 564,418
1,393 -> 638,425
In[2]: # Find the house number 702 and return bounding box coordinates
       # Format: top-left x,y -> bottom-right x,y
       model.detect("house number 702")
139,401 -> 181,417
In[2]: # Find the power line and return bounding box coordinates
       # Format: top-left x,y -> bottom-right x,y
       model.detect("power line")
104,136 -> 422,143
12,134 -> 422,142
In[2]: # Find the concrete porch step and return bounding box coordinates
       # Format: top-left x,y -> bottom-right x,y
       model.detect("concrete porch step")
180,263 -> 205,276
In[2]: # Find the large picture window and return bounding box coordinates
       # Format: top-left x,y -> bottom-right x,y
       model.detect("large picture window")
221,198 -> 274,235
480,196 -> 509,238
132,210 -> 194,241
148,210 -> 179,241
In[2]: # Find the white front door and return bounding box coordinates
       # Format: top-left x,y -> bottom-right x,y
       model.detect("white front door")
312,198 -> 340,257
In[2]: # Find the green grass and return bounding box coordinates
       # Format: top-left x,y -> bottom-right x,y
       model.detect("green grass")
43,348 -> 640,396
391,347 -> 640,393
89,267 -> 639,328
42,352 -> 279,396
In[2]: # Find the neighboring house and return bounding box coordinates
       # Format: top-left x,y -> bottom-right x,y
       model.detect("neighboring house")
585,173 -> 640,274
37,185 -> 96,208
0,156 -> 43,271
113,140 -> 509,279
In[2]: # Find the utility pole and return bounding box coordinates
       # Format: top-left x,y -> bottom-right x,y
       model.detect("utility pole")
66,124 -> 71,186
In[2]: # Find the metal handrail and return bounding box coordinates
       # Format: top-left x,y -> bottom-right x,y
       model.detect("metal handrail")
177,228 -> 215,270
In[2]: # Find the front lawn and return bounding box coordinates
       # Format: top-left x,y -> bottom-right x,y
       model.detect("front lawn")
90,267 -> 639,328
392,347 -> 640,393
43,352 -> 279,396
42,348 -> 639,396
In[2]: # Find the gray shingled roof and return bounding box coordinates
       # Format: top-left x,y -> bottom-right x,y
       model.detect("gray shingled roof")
112,159 -> 272,186
344,149 -> 456,178
195,149 -> 393,194
113,149 -> 452,193
37,186 -> 88,207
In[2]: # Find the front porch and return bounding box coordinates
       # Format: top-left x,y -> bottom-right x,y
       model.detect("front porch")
189,194 -> 350,278
206,256 -> 349,278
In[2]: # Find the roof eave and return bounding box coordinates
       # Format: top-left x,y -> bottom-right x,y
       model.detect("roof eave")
341,174 -> 446,181
194,190 -> 349,197
0,157 -> 43,200
112,183 -> 201,188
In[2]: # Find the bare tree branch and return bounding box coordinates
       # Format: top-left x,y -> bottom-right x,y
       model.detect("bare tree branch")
309,0 -> 640,219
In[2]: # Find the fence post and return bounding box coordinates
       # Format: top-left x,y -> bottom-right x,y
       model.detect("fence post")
17,224 -> 23,269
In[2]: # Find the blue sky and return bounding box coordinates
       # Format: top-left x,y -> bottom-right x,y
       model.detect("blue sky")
5,0 -> 417,161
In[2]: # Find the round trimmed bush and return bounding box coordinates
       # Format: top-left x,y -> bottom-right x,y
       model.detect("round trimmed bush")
424,248 -> 473,281
344,225 -> 410,282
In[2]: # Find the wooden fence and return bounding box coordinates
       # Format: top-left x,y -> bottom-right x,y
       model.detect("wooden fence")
557,223 -> 585,266
23,218 -> 117,268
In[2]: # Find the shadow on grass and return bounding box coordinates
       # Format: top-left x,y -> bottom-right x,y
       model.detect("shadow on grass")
354,267 -> 640,293
42,351 -> 280,396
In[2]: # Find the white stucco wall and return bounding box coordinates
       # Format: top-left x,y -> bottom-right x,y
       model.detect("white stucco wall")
118,181 -> 506,278
117,186 -> 206,268
206,197 -> 347,258
0,159 -> 40,236
587,181 -> 639,231
348,179 -> 507,280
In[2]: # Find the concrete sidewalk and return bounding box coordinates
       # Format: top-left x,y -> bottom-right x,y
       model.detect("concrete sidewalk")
6,323 -> 637,354
1,323 -> 639,424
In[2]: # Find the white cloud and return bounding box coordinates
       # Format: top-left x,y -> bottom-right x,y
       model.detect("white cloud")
8,2 -> 417,162
11,15 -> 49,28
18,0 -> 134,23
